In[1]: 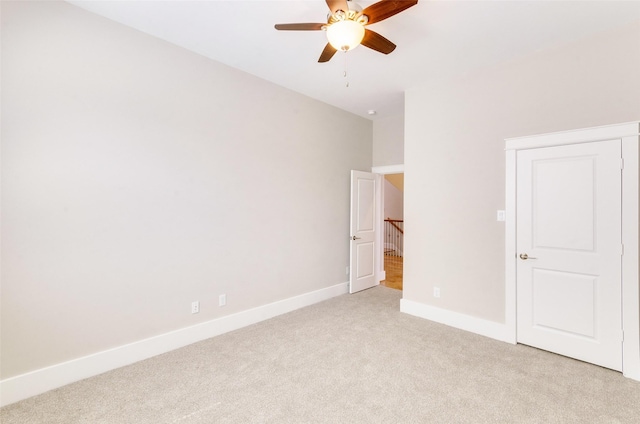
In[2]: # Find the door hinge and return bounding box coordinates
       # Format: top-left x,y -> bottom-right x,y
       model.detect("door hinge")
621,244 -> 624,256
621,158 -> 624,170
621,330 -> 625,342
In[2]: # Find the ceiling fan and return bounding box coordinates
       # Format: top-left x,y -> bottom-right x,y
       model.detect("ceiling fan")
275,0 -> 418,63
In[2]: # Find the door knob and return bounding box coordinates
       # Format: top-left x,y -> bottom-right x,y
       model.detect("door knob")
519,253 -> 537,260
351,236 -> 361,240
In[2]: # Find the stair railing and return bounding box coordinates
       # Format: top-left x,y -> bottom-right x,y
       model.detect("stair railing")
384,219 -> 404,257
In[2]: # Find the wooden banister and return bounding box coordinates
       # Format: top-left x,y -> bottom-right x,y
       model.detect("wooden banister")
384,219 -> 404,234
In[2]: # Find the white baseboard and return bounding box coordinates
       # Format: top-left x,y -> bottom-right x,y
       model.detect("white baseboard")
624,365 -> 640,381
400,298 -> 513,343
0,282 -> 349,407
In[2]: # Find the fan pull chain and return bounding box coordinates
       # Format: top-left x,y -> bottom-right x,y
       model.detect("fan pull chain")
343,51 -> 349,88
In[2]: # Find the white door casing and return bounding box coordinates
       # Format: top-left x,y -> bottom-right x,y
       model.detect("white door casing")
505,121 -> 640,381
516,140 -> 622,371
350,170 -> 377,293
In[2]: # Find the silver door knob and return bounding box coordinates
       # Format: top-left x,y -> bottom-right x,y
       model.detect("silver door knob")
351,236 -> 361,240
519,253 -> 537,260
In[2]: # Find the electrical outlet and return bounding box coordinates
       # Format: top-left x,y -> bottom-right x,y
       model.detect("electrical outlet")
191,301 -> 200,314
219,294 -> 226,307
433,287 -> 441,298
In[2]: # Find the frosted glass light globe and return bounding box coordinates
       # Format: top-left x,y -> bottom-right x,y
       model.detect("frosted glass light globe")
326,20 -> 365,51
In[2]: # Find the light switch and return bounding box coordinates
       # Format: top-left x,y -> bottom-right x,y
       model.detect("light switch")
497,210 -> 506,222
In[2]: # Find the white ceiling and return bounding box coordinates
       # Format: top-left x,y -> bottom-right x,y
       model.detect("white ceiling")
67,0 -> 640,120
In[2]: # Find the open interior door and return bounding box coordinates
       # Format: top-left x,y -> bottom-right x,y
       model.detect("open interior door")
350,170 -> 377,293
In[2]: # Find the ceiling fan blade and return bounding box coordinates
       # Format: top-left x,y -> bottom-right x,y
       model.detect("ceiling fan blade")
274,23 -> 325,31
361,0 -> 418,25
318,43 -> 338,63
326,0 -> 350,15
361,29 -> 396,54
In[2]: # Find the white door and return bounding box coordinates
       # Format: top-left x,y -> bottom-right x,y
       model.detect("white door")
516,140 -> 623,371
350,170 -> 377,293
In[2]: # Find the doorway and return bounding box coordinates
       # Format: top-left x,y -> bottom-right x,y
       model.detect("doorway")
505,122 -> 640,380
381,174 -> 404,290
350,167 -> 405,293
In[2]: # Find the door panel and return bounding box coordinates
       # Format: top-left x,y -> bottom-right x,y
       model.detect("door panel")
533,157 -> 595,251
350,171 -> 377,293
356,178 -> 375,233
516,140 -> 622,371
532,269 -> 596,338
356,242 -> 375,280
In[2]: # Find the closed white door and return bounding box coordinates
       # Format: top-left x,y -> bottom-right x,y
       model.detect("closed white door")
516,140 -> 623,371
350,170 -> 377,293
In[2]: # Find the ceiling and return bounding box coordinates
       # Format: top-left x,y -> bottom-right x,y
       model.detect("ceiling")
67,0 -> 640,120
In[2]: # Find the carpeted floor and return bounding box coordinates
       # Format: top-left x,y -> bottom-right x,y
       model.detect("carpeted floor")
2,286 -> 640,423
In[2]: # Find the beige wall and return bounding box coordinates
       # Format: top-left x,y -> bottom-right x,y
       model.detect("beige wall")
373,113 -> 404,167
383,177 -> 403,220
404,21 -> 640,323
0,1 -> 372,379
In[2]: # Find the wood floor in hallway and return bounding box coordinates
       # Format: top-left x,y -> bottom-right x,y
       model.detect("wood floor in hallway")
381,254 -> 403,291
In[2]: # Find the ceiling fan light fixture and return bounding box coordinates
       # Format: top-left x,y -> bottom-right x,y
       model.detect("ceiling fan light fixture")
275,0 -> 418,62
326,20 -> 365,51
334,9 -> 347,20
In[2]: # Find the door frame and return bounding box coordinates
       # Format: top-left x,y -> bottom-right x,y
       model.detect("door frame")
505,121 -> 640,380
372,165 -> 405,285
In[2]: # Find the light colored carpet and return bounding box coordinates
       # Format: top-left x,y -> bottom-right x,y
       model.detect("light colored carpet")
2,286 -> 640,423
